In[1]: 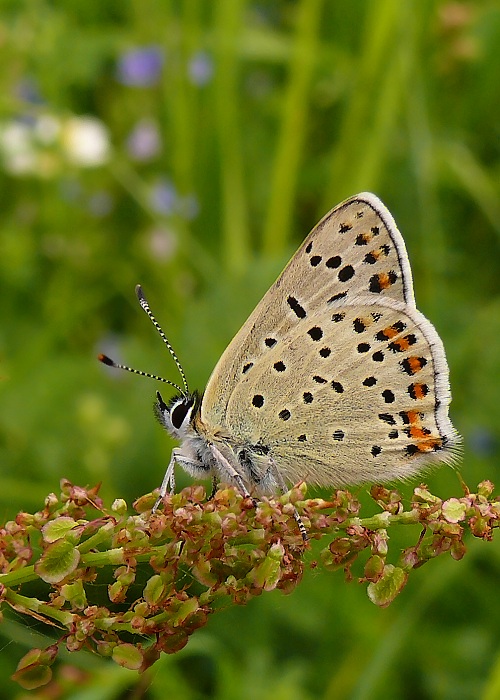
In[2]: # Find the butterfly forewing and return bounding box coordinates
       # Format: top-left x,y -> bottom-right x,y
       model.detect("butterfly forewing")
202,194 -> 414,425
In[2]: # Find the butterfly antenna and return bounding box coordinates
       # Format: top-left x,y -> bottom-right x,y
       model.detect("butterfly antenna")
135,284 -> 189,394
98,353 -> 185,395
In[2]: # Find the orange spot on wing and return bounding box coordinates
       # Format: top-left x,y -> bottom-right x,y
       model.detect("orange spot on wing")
396,337 -> 411,351
408,357 -> 423,373
409,382 -> 429,400
408,426 -> 431,439
381,325 -> 399,339
401,410 -> 422,425
377,273 -> 393,289
401,356 -> 427,375
415,437 -> 443,453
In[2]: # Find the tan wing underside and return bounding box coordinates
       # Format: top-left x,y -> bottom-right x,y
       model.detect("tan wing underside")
200,194 -> 458,487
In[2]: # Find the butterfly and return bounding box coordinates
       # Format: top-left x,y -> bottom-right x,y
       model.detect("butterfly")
99,193 -> 460,539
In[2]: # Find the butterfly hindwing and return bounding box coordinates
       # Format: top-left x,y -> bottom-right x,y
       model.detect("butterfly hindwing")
223,300 -> 457,485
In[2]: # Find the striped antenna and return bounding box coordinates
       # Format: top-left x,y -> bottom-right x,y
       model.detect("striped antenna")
98,354 -> 185,395
135,285 -> 189,394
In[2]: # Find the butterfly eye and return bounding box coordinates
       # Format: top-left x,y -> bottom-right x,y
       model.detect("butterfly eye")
170,397 -> 194,429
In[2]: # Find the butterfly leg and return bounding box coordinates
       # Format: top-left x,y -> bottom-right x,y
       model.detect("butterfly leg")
152,448 -> 209,512
267,458 -> 308,542
209,443 -> 257,506
209,475 -> 218,500
152,451 -> 177,512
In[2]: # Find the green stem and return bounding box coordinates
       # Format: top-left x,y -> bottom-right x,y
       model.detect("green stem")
0,564 -> 37,587
5,589 -> 75,627
0,542 -> 170,587
77,522 -> 115,554
339,509 -> 421,531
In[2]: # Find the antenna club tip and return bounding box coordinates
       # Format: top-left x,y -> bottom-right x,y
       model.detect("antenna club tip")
135,284 -> 145,301
98,353 -> 115,367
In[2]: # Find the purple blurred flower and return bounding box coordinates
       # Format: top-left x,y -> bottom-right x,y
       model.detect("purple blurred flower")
126,118 -> 161,161
188,51 -> 213,86
16,77 -> 44,105
117,47 -> 164,87
150,178 -> 177,215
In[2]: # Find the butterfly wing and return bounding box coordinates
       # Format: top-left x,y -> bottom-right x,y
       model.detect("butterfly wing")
200,193 -> 459,487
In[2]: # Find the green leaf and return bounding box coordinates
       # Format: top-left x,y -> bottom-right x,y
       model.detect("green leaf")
60,580 -> 87,609
112,643 -> 143,670
144,574 -> 166,605
34,539 -> 80,584
171,597 -> 199,626
442,498 -> 467,524
248,542 -> 284,591
11,664 -> 52,690
367,564 -> 408,607
42,516 -> 79,543
11,647 -> 57,689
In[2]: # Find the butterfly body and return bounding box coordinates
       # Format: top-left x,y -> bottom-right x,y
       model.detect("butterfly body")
151,193 -> 459,503
154,390 -> 284,496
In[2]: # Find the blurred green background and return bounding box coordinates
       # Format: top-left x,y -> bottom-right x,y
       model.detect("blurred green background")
1,1 -> 499,698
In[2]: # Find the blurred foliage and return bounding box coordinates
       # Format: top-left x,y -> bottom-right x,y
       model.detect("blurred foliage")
0,0 -> 499,698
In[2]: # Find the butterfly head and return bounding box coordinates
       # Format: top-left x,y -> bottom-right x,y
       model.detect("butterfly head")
154,390 -> 199,439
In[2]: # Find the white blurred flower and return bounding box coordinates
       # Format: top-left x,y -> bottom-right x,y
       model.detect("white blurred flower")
0,121 -> 37,174
62,116 -> 110,167
0,112 -> 110,176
